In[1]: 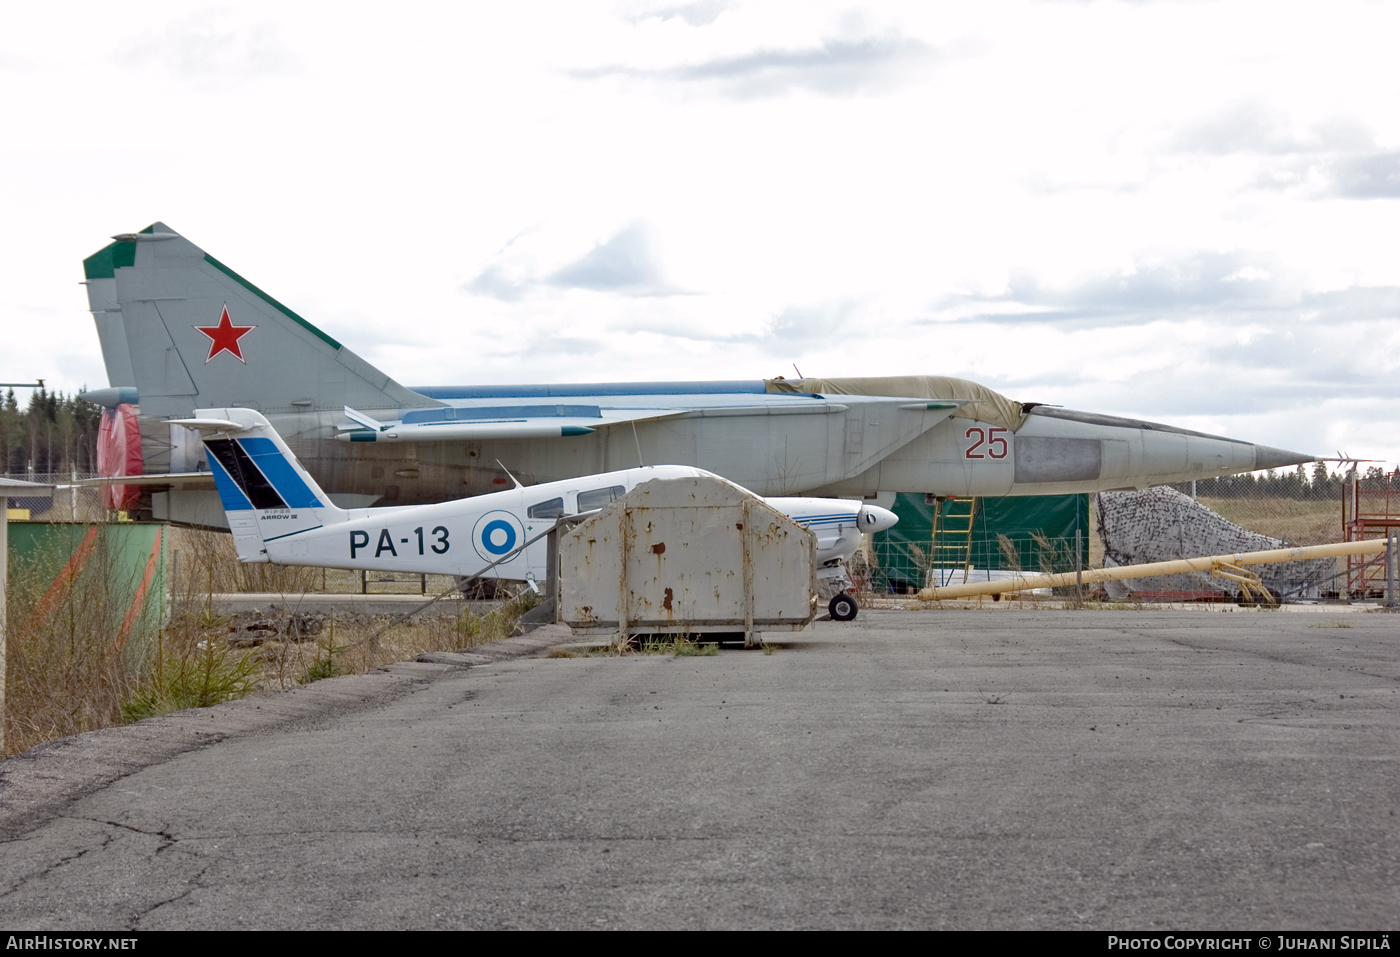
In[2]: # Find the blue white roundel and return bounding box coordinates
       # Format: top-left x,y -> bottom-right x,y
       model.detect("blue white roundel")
472,510 -> 525,564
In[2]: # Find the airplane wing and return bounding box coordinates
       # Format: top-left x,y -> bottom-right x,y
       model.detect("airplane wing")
332,400 -> 886,443
76,472 -> 218,488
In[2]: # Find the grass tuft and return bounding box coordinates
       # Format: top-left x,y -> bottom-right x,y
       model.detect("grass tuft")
672,635 -> 719,656
297,623 -> 345,685
456,590 -> 539,646
121,641 -> 260,722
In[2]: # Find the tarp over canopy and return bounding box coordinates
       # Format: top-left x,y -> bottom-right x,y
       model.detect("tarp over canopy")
765,376 -> 1028,432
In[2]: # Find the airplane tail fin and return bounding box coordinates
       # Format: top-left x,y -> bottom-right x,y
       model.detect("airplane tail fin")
183,408 -> 348,563
82,223 -> 441,419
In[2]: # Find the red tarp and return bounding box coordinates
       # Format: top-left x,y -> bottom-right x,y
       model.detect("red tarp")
97,403 -> 142,510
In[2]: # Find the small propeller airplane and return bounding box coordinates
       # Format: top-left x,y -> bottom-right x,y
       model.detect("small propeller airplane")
185,408 -> 897,621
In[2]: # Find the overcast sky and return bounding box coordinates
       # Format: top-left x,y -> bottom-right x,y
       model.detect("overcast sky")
4,0 -> 1399,468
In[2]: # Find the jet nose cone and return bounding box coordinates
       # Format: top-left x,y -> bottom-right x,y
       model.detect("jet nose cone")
1253,445 -> 1316,471
858,504 -> 899,533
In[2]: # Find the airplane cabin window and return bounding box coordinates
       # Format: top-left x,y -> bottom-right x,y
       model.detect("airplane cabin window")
528,497 -> 564,519
577,485 -> 625,511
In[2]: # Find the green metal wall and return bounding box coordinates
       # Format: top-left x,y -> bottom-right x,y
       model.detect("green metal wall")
5,522 -> 168,652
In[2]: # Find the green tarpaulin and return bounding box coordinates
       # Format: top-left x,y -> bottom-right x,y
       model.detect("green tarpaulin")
873,493 -> 1089,591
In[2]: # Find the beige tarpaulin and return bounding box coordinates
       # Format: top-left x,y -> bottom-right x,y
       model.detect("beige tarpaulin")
765,376 -> 1028,432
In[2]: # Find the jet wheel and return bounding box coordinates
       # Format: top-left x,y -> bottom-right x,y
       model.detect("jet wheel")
828,593 -> 858,622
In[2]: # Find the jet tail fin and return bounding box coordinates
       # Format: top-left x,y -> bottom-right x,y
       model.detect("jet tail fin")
83,223 -> 442,418
183,408 -> 348,563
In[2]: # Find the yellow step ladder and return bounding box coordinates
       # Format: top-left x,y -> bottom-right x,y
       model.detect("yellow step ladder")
930,496 -> 978,586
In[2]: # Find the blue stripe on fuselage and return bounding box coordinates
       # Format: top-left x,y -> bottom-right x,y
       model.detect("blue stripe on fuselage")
237,437 -> 324,509
410,381 -> 770,399
793,514 -> 857,526
401,404 -> 603,424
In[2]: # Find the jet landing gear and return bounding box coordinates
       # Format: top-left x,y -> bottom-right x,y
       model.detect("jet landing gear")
828,592 -> 858,622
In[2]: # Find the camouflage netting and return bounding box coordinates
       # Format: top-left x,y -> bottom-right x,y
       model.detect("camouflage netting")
1096,486 -> 1335,599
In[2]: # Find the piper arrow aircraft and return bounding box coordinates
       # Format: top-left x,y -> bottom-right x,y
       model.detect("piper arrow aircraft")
187,408 -> 897,620
79,224 -> 1315,530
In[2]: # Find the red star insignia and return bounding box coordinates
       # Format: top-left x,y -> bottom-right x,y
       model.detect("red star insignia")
194,304 -> 257,364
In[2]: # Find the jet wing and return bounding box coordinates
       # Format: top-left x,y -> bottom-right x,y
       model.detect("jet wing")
333,401 -> 863,443
333,395 -> 963,492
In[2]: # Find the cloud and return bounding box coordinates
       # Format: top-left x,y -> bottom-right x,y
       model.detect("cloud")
766,301 -> 860,343
117,12 -> 296,81
1327,152 -> 1400,198
1170,103 -> 1400,202
1173,101 -> 1305,156
0,50 -> 35,72
480,336 -> 605,362
935,252 -> 1297,328
1173,101 -> 1374,157
573,33 -> 937,98
920,255 -> 1400,422
602,298 -> 865,352
545,223 -> 669,293
1300,285 -> 1400,320
463,264 -> 531,303
465,223 -> 682,300
624,1 -> 730,27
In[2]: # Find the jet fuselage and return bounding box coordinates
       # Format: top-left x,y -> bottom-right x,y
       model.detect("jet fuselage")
79,224 -> 1314,529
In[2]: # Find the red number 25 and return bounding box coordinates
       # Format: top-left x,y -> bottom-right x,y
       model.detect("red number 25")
964,427 -> 1008,460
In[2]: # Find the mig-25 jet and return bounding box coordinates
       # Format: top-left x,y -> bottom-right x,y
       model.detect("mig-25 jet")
78,224 -> 1313,530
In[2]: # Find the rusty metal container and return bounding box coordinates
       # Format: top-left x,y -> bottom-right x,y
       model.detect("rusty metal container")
558,475 -> 816,646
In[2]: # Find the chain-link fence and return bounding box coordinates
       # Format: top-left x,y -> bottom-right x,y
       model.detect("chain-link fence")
7,467 -> 1387,602
1,473 -> 107,522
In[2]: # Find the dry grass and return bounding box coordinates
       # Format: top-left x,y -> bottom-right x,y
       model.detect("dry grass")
546,633 -> 721,657
5,525 -> 153,753
1195,496 -> 1341,546
4,525 -> 538,758
168,525 -> 321,596
163,592 -> 540,695
639,634 -> 719,656
167,526 -> 459,596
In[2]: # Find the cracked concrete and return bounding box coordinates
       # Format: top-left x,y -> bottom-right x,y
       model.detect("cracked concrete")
0,625 -> 578,844
0,612 -> 1396,929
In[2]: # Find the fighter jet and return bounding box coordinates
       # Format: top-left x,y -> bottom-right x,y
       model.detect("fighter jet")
184,408 -> 896,620
79,224 -> 1314,530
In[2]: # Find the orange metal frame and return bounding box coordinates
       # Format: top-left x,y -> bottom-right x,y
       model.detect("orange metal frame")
1343,470 -> 1400,596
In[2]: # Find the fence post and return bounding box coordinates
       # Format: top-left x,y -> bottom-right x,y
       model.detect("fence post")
1075,529 -> 1083,605
1389,533 -> 1396,607
1,501 -> 7,754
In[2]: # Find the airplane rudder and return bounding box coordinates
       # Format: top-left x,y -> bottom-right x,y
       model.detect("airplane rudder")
197,408 -> 346,524
95,223 -> 444,418
200,436 -> 270,562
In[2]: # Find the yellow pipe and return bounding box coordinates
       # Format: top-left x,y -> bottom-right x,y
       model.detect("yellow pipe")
918,539 -> 1386,602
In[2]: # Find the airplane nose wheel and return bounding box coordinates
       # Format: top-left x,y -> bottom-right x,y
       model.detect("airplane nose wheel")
828,592 -> 858,622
